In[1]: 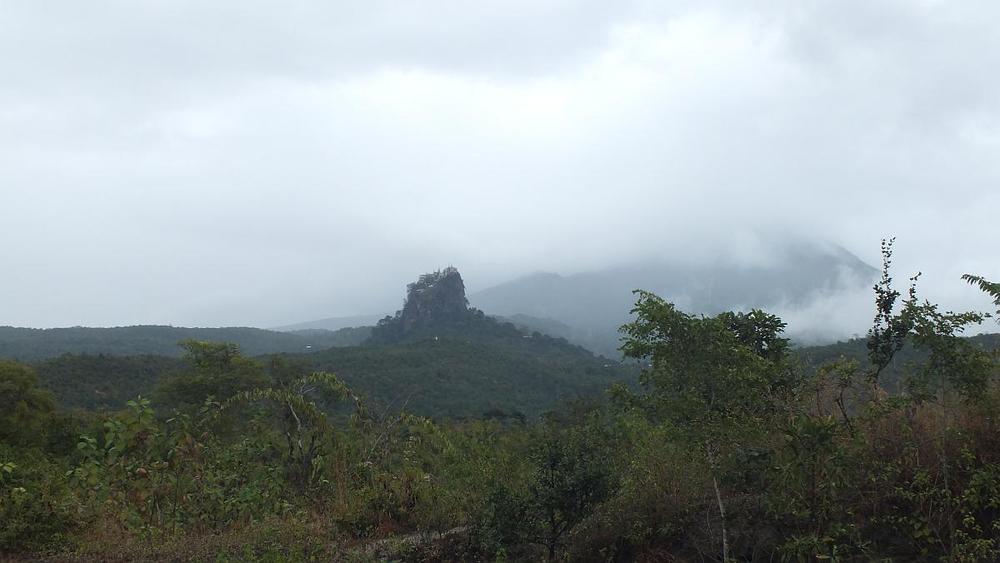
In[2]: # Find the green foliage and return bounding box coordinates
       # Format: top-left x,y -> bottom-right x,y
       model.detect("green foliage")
963,273 -> 1000,322
304,319 -> 626,418
0,360 -> 57,448
619,291 -> 797,561
620,290 -> 791,433
903,295 -> 993,401
223,362 -> 357,488
866,238 -> 914,391
794,333 -> 1000,395
0,445 -> 78,552
767,414 -> 868,559
480,416 -> 617,560
34,353 -> 184,411
60,396 -> 300,540
154,340 -> 270,410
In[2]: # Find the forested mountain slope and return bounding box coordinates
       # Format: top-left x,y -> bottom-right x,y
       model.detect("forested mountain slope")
299,267 -> 626,417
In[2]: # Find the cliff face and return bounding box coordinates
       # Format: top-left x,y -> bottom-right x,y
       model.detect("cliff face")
399,267 -> 469,331
370,267 -> 472,343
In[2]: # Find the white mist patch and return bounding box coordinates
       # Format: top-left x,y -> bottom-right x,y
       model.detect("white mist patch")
726,261 -> 879,345
774,284 -> 874,345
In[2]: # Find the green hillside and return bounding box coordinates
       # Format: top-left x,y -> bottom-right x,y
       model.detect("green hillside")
300,319 -> 624,418
0,324 -> 369,361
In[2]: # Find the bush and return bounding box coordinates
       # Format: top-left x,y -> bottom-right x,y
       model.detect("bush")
0,446 -> 80,553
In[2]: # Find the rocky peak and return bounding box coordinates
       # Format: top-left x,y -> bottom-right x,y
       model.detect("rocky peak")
399,267 -> 469,330
371,267 -> 471,343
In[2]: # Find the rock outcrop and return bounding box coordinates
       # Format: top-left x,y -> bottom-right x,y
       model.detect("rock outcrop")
370,267 -> 472,343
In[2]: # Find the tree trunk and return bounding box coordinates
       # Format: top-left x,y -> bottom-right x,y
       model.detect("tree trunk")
706,445 -> 729,562
712,474 -> 729,562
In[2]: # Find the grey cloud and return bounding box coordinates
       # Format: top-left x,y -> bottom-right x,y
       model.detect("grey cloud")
1,1 -> 998,330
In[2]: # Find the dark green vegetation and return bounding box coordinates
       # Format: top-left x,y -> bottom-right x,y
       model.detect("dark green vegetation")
311,267 -> 623,417
3,247 -> 1000,561
35,354 -> 185,411
796,332 -> 1000,393
31,335 -> 618,419
0,325 -> 370,362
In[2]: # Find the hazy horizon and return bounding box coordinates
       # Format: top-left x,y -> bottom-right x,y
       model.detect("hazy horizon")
3,1 -> 998,332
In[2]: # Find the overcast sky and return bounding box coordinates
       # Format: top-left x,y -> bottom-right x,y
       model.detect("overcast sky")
2,0 -> 998,329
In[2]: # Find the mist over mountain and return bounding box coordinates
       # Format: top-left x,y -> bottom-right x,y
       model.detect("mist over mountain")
272,314 -> 385,332
263,241 -> 878,358
470,241 -> 877,356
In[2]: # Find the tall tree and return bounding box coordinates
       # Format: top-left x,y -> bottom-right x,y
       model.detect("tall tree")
620,291 -> 791,561
223,357 -> 359,488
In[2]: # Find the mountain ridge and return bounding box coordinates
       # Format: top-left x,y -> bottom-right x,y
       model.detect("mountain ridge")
0,325 -> 369,362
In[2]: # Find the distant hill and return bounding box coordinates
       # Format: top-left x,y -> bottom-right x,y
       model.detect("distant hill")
0,325 -> 368,362
271,314 -> 385,332
298,326 -> 626,418
311,267 -> 629,417
469,242 -> 878,356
